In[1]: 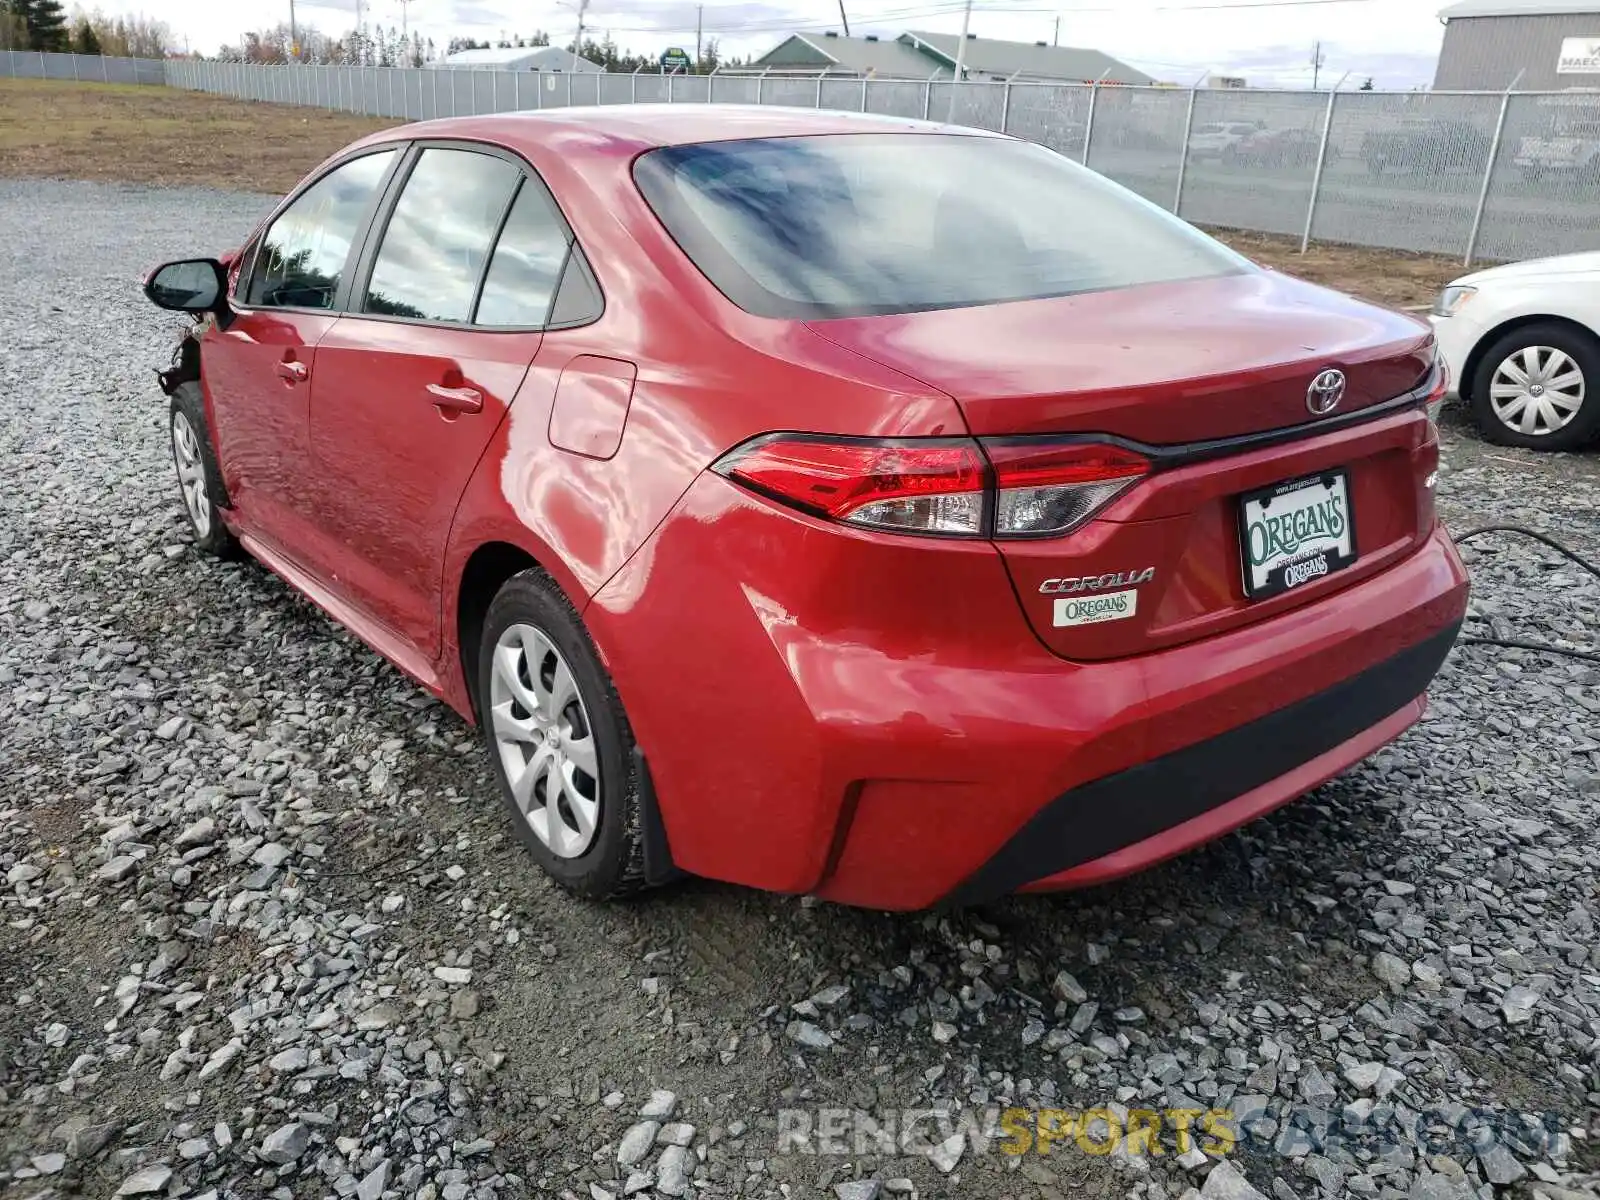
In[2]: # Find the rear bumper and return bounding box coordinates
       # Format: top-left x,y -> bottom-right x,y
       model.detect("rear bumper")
946,620 -> 1457,905
590,471 -> 1470,911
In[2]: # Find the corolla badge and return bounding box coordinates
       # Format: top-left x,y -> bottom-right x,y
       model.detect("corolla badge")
1306,368 -> 1346,415
1039,568 -> 1154,595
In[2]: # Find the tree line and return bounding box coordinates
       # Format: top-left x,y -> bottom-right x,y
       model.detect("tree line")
1,2 -> 169,56
0,3 -> 744,72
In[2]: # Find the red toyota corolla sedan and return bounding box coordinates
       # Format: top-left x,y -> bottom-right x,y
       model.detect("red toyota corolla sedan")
143,105 -> 1468,910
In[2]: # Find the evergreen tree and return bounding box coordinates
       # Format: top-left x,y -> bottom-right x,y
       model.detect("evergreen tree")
71,16 -> 99,54
17,0 -> 69,51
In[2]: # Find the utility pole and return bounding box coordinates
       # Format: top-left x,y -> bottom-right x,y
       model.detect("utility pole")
952,0 -> 972,83
1052,15 -> 1059,46
574,0 -> 589,57
837,0 -> 850,37
694,4 -> 702,70
1310,39 -> 1324,89
289,0 -> 297,60
398,0 -> 411,41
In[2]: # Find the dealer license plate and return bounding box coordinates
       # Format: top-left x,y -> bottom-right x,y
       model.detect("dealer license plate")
1237,470 -> 1357,599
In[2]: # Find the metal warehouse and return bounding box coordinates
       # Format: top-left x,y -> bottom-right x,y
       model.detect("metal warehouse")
1434,0 -> 1600,90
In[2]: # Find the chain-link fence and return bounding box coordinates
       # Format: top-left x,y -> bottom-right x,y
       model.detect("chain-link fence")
1,49 -> 164,83
18,52 -> 1600,266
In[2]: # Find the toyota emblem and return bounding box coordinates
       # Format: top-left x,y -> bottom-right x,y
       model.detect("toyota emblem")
1306,368 -> 1346,415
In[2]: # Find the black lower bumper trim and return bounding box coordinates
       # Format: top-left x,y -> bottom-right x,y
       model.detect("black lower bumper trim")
943,621 -> 1461,907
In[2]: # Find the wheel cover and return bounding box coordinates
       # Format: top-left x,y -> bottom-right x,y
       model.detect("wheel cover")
1488,344 -> 1585,437
489,623 -> 601,859
171,410 -> 211,535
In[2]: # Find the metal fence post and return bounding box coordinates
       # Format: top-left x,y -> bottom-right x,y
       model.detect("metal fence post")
1300,88 -> 1339,253
668,72 -> 674,103
72,54 -> 78,81
515,71 -> 522,111
632,70 -> 638,103
923,78 -> 932,120
1082,82 -> 1098,163
816,73 -> 823,109
101,54 -> 108,82
567,71 -> 573,107
755,70 -> 763,105
1171,86 -> 1199,215
1465,91 -> 1512,268
1000,81 -> 1012,132
861,76 -> 868,112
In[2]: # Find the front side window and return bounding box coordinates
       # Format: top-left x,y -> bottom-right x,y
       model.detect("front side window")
247,149 -> 396,310
364,148 -> 521,323
634,133 -> 1251,320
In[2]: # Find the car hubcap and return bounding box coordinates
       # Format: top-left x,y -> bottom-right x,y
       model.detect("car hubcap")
171,411 -> 211,535
489,623 -> 600,859
1489,345 -> 1585,437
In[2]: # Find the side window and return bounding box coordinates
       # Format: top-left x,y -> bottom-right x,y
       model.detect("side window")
363,148 -> 520,323
474,179 -> 574,327
247,150 -> 396,310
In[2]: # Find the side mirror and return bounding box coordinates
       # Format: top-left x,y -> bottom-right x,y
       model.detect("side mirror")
144,258 -> 228,313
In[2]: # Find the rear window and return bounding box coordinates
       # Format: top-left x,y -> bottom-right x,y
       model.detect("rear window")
633,133 -> 1249,319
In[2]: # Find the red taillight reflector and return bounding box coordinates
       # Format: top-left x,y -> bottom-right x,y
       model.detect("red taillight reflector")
714,436 -> 987,536
982,440 -> 1150,538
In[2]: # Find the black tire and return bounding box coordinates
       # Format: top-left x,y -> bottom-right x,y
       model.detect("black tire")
476,569 -> 648,899
1467,321 -> 1600,453
168,381 -> 241,559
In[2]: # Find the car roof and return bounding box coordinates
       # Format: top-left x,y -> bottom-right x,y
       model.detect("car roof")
342,103 -> 1003,161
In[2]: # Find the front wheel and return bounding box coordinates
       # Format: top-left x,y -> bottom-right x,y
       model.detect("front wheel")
1468,321 -> 1600,451
477,569 -> 650,899
169,382 -> 240,558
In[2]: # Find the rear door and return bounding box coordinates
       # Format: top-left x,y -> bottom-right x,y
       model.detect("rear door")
203,148 -> 400,551
306,143 -> 574,661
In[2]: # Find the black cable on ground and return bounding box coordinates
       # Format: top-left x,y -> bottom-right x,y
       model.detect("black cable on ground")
1451,524 -> 1600,665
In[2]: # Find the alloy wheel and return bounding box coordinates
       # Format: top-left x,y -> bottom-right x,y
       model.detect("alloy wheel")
1488,345 -> 1585,438
171,410 -> 212,536
489,623 -> 601,859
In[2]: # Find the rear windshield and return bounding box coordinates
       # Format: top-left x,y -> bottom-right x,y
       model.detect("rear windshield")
633,132 -> 1250,320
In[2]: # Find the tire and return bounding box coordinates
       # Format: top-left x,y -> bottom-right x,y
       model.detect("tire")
1467,321 -> 1600,452
476,569 -> 648,899
169,381 -> 240,558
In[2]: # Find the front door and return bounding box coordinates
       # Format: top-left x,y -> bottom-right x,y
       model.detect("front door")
201,147 -> 400,556
306,146 -> 573,661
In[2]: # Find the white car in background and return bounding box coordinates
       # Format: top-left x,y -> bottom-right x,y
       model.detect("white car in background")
1430,252 -> 1600,452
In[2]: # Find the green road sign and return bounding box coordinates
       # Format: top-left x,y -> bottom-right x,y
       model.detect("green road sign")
660,47 -> 691,70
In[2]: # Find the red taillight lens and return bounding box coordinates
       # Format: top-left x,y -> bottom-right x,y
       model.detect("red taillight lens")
714,436 -> 987,536
982,440 -> 1149,538
1424,359 -> 1449,430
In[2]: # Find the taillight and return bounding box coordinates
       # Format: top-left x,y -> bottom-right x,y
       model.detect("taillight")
1424,359 -> 1449,431
713,434 -> 1147,540
982,440 -> 1149,538
713,435 -> 987,536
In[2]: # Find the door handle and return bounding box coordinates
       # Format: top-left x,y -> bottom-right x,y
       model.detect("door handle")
276,360 -> 309,383
427,383 -> 483,415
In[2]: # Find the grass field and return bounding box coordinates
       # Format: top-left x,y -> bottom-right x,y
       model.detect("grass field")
0,77 -> 1465,308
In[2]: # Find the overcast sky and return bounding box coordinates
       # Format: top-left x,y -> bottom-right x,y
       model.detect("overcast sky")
100,0 -> 1449,87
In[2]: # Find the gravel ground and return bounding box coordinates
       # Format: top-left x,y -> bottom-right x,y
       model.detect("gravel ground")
1,178 -> 1598,1200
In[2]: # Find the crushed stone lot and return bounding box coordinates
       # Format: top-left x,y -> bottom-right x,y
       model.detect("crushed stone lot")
1,177 -> 1599,1200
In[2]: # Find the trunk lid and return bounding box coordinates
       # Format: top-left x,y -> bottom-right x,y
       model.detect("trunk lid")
809,270 -> 1432,442
811,270 -> 1439,661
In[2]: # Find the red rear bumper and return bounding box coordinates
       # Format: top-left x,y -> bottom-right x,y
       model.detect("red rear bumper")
588,475 -> 1469,911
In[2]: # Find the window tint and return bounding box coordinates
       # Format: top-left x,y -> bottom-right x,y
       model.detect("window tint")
364,148 -> 520,323
247,150 -> 395,310
633,134 -> 1250,320
474,180 -> 573,327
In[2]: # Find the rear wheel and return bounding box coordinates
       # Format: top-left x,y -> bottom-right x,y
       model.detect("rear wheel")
477,570 -> 648,899
169,382 -> 239,558
1468,321 -> 1600,451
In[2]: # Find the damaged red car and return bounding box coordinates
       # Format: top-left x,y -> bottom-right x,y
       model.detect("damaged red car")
143,106 -> 1469,910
